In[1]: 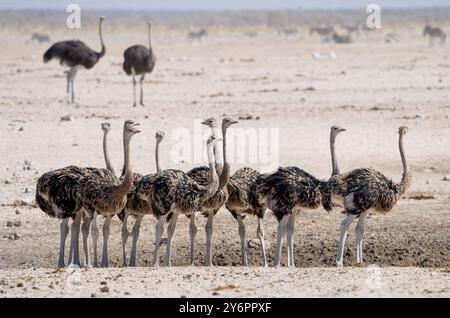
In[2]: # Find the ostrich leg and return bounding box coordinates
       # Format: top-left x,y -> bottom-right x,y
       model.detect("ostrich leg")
336,214 -> 357,268
139,74 -> 145,106
101,215 -> 112,268
236,215 -> 248,266
68,210 -> 83,268
121,211 -> 130,267
204,213 -> 214,266
286,213 -> 296,267
90,212 -> 99,267
256,217 -> 268,267
69,67 -> 78,104
132,71 -> 137,107
65,70 -> 71,104
274,214 -> 289,268
355,211 -> 368,264
164,212 -> 179,267
189,214 -> 197,266
152,214 -> 167,268
81,212 -> 92,267
128,214 -> 144,267
58,218 -> 70,268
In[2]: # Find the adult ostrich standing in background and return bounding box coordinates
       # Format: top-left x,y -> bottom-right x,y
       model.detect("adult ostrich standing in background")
123,20 -> 156,107
43,16 -> 106,104
329,126 -> 411,268
146,136 -> 220,267
186,117 -> 237,266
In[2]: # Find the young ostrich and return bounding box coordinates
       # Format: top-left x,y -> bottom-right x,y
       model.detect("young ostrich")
43,16 -> 105,104
225,167 -> 266,266
120,130 -> 164,267
123,20 -> 156,107
78,120 -> 140,268
330,126 -> 411,267
35,123 -> 116,268
147,135 -> 220,267
186,117 -> 237,266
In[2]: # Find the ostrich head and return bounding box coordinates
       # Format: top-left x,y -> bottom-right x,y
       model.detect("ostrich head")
148,19 -> 152,27
222,117 -> 238,129
201,117 -> 218,128
101,122 -> 111,133
398,126 -> 408,136
124,120 -> 141,137
331,125 -> 346,138
99,16 -> 106,23
155,130 -> 164,143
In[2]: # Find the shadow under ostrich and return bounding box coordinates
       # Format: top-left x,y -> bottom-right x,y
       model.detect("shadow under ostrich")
123,20 -> 156,107
43,16 -> 106,104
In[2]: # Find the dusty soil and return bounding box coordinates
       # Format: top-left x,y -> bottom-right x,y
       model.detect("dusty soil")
0,16 -> 449,297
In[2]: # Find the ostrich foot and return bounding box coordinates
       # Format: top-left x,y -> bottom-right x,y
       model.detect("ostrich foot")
354,262 -> 367,268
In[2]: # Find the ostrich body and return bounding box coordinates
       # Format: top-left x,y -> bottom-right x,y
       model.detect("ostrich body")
188,28 -> 208,40
43,16 -> 105,104
225,166 -> 267,266
256,167 -> 333,267
77,120 -> 140,268
147,136 -> 220,267
186,117 -> 237,266
423,25 -> 446,47
310,26 -> 335,41
329,126 -> 411,268
123,20 -> 156,107
120,131 -> 164,267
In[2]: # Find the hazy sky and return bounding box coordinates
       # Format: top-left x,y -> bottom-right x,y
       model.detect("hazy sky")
1,0 -> 449,10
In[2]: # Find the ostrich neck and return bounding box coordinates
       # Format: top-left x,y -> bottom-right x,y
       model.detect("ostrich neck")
330,133 -> 339,176
212,127 -> 223,174
116,136 -> 134,199
103,131 -> 115,174
155,140 -> 161,172
218,125 -> 230,190
204,143 -> 219,200
148,25 -> 152,49
398,133 -> 411,195
98,21 -> 105,57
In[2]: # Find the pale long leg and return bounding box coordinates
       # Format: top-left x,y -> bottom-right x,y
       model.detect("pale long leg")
256,217 -> 268,267
355,212 -> 368,264
121,211 -> 130,267
90,212 -> 99,267
152,214 -> 167,268
58,218 -> 70,268
139,74 -> 145,106
68,210 -> 83,268
204,213 -> 214,266
101,215 -> 112,268
132,71 -> 136,107
81,213 -> 91,268
189,214 -> 197,266
274,215 -> 289,268
164,212 -> 179,267
70,67 -> 78,103
336,214 -> 357,268
129,214 -> 144,267
286,213 -> 296,267
237,215 -> 248,266
66,70 -> 71,104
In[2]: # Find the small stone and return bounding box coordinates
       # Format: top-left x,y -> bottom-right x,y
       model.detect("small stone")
18,127 -> 24,131
60,115 -> 73,122
4,180 -> 11,184
8,232 -> 20,240
17,283 -> 23,288
100,286 -> 109,293
24,160 -> 33,166
124,291 -> 130,295
6,221 -> 13,227
100,281 -> 107,285
20,197 -> 34,206
443,175 -> 450,181
91,293 -> 97,298
14,221 -> 21,227
212,291 -> 220,296
15,210 -> 21,215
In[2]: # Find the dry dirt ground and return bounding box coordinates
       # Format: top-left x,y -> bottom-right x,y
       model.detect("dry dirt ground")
0,20 -> 449,297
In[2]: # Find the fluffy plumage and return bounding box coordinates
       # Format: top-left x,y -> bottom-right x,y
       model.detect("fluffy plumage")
44,40 -> 104,69
123,45 -> 156,75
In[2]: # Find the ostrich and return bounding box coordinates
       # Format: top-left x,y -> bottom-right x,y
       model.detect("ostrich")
43,16 -> 105,104
123,20 -> 156,107
423,25 -> 446,47
186,117 -> 237,266
78,120 -> 140,268
330,126 -> 411,267
256,166 -> 333,267
225,166 -> 267,266
147,135 -> 220,267
310,26 -> 335,41
120,130 -> 164,267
